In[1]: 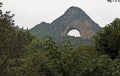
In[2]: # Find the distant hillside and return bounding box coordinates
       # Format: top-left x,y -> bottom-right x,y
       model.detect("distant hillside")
30,6 -> 101,46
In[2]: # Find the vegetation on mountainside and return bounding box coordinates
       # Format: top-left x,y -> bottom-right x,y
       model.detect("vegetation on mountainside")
1,2 -> 120,76
30,6 -> 101,46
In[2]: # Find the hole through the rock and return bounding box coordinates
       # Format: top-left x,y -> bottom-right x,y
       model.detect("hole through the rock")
67,29 -> 81,37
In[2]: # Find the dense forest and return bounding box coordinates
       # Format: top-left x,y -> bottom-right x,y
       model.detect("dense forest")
1,2 -> 120,76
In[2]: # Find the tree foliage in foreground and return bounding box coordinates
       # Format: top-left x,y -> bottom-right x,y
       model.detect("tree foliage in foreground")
0,2 -> 33,76
94,18 -> 120,59
1,2 -> 120,76
21,18 -> 120,76
21,37 -> 120,76
22,37 -> 100,76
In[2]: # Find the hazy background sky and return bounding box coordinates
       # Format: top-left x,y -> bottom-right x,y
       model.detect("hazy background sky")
1,0 -> 120,29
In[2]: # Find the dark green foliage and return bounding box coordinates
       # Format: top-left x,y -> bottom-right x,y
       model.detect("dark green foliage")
94,18 -> 120,59
0,3 -> 33,75
62,36 -> 92,46
21,37 -> 120,76
1,2 -> 120,76
21,38 -> 112,76
110,58 -> 120,76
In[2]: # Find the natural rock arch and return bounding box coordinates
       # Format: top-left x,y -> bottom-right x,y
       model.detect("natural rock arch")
60,21 -> 96,39
30,6 -> 101,39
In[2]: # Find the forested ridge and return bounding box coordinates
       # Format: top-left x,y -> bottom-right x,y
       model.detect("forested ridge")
1,2 -> 120,76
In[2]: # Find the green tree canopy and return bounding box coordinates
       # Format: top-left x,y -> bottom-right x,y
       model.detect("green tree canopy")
94,18 -> 120,59
0,2 -> 34,75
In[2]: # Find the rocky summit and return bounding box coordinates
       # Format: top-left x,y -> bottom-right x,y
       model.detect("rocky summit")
30,6 -> 101,42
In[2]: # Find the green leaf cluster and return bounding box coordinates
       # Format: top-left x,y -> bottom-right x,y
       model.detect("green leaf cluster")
94,18 -> 120,59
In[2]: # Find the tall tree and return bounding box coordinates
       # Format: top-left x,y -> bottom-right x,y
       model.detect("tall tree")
0,2 -> 33,75
94,18 -> 120,59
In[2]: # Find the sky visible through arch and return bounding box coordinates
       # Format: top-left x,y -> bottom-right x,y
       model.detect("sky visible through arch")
68,29 -> 81,37
1,0 -> 120,29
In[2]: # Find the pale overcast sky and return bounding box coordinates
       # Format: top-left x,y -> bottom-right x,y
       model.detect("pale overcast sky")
1,0 -> 120,29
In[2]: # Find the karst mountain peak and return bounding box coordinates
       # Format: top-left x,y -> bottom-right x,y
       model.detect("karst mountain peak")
64,6 -> 87,17
30,6 -> 101,41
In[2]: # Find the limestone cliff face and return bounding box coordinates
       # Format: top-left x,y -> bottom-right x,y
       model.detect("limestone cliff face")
60,20 -> 96,39
30,6 -> 101,39
51,6 -> 101,39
